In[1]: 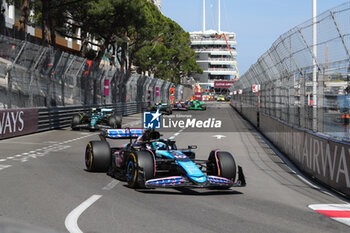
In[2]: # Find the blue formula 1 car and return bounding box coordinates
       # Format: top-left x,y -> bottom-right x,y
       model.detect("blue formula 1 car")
85,129 -> 246,189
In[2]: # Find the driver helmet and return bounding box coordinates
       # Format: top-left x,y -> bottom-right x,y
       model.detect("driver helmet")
152,141 -> 167,150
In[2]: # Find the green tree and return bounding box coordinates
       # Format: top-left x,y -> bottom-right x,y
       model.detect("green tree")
87,0 -> 149,67
5,0 -> 202,82
52,0 -> 99,56
31,0 -> 82,46
132,7 -> 201,83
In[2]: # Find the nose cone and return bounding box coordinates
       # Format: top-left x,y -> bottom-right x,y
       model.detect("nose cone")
191,176 -> 207,183
90,118 -> 97,127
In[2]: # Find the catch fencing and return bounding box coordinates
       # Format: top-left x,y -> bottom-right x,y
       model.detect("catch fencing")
231,2 -> 350,197
232,2 -> 350,142
0,35 -> 192,110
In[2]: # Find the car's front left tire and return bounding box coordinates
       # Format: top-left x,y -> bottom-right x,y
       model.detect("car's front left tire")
85,141 -> 111,172
207,150 -> 236,181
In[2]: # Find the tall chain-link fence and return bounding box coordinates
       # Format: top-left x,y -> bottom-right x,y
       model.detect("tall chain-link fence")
0,35 -> 192,109
231,2 -> 350,141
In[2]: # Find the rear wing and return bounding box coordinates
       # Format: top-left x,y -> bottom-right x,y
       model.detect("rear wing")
100,129 -> 144,140
101,108 -> 113,112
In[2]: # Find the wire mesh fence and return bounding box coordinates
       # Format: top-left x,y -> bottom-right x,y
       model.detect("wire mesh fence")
0,35 -> 192,110
231,2 -> 350,141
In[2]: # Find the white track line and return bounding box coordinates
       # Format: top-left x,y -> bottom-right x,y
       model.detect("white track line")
102,180 -> 120,190
168,127 -> 187,140
65,195 -> 102,233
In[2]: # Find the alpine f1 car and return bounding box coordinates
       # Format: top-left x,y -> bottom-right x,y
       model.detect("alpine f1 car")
188,100 -> 207,110
149,102 -> 172,115
85,128 -> 246,189
172,101 -> 189,111
71,108 -> 122,131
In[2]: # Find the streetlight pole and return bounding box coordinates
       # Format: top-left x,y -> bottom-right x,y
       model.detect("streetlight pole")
312,0 -> 317,132
203,0 -> 206,33
218,0 -> 221,33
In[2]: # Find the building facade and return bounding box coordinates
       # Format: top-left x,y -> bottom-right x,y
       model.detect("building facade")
190,29 -> 237,89
149,0 -> 162,11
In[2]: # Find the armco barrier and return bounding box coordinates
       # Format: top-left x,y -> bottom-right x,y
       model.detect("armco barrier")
231,101 -> 350,197
1,102 -> 146,139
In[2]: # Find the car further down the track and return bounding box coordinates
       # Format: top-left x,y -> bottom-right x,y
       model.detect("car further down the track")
172,101 -> 189,111
149,103 -> 172,115
188,100 -> 207,110
71,108 -> 122,131
217,95 -> 226,101
85,128 -> 246,189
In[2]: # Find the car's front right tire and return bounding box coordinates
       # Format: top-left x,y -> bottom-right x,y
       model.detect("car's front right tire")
71,114 -> 80,130
126,151 -> 155,188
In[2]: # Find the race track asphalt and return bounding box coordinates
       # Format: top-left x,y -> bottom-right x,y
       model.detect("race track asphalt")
0,102 -> 349,233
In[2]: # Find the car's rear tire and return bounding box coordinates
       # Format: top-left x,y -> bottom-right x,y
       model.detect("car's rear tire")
109,116 -> 116,128
108,116 -> 122,129
71,114 -> 80,130
207,150 -> 236,181
85,141 -> 111,172
126,151 -> 155,188
115,115 -> 122,128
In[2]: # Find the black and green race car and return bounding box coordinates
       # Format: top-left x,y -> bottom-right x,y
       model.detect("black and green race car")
71,108 -> 122,131
149,102 -> 172,115
187,100 -> 207,110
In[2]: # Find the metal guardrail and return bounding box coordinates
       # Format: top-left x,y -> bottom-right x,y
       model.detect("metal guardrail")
37,102 -> 146,132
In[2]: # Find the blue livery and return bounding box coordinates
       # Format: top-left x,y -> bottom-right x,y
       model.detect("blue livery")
154,150 -> 207,184
86,128 -> 246,190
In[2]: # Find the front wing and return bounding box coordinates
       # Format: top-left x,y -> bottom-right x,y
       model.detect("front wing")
72,124 -> 112,130
172,107 -> 188,111
144,166 -> 246,189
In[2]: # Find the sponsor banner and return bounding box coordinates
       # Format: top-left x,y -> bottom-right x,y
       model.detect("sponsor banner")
194,92 -> 202,101
104,79 -> 110,96
214,81 -> 235,88
0,108 -> 38,139
296,131 -> 350,196
259,113 -> 350,197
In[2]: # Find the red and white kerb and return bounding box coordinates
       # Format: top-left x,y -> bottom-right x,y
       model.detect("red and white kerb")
309,204 -> 350,226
